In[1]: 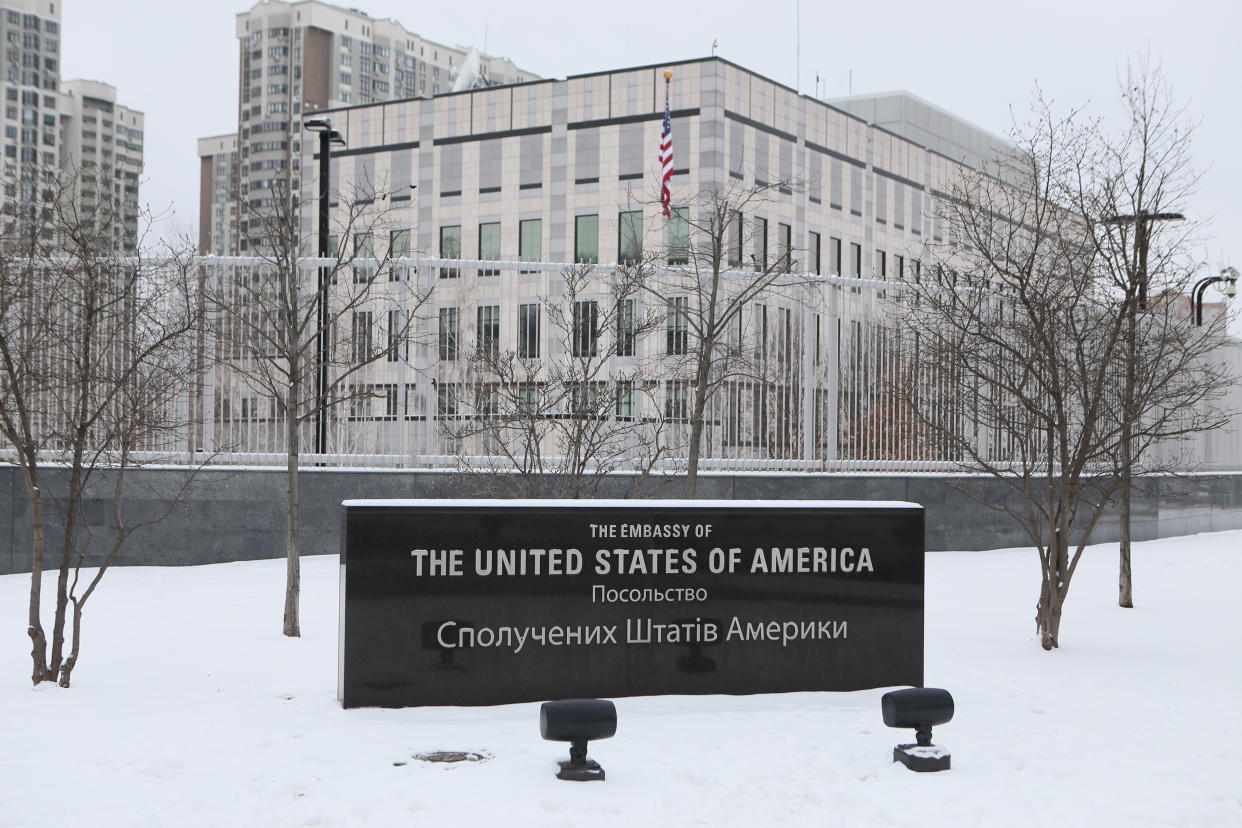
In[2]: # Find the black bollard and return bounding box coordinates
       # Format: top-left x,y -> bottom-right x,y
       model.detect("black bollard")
881,687 -> 954,772
540,699 -> 617,781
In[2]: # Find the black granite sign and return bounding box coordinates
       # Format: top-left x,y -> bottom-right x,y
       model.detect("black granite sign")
338,500 -> 924,708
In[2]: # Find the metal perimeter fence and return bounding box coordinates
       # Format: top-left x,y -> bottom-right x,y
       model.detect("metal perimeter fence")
3,255 -> 1242,475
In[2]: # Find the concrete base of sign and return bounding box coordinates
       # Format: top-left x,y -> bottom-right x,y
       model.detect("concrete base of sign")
894,743 -> 951,772
557,757 -> 605,781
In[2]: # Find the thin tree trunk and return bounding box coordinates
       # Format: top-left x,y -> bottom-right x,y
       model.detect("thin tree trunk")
685,418 -> 703,498
49,462 -> 84,677
58,597 -> 82,687
24,467 -> 51,684
684,355 -> 713,499
284,384 -> 301,638
1119,424 -> 1134,608
1119,301 -> 1137,609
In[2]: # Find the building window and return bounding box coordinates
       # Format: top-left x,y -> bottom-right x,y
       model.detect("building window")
389,229 -> 410,280
753,217 -> 768,271
666,296 -> 688,355
349,388 -> 374,420
438,307 -> 458,360
516,384 -> 539,414
478,221 -> 500,276
572,299 -> 598,357
519,218 -> 541,273
850,242 -> 862,277
439,225 -> 460,278
574,214 -> 598,264
728,211 -> 743,267
517,303 -> 540,359
351,311 -> 372,363
477,304 -> 499,359
387,309 -> 405,362
667,206 -> 689,265
830,237 -> 842,275
616,298 -> 635,357
809,231 -> 822,275
777,223 -> 792,272
618,210 -> 642,265
436,384 -> 459,418
475,382 -> 499,417
352,232 -> 374,282
665,379 -> 688,419
875,249 -> 887,279
615,380 -> 634,419
569,381 -> 602,417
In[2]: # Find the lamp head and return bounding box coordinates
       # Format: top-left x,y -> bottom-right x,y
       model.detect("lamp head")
327,130 -> 346,148
304,117 -> 332,132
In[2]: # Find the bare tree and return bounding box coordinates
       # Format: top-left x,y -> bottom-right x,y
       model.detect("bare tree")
896,91 -> 1231,650
639,177 -> 807,496
1085,57 -> 1210,608
208,178 -> 425,637
444,262 -> 672,497
0,171 -> 201,685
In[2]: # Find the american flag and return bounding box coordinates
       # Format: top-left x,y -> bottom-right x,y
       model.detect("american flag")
658,86 -> 673,218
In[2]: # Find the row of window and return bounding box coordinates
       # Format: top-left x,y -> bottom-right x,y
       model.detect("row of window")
316,215 -> 921,284
4,88 -> 57,108
4,11 -> 58,33
427,379 -> 681,420
224,378 -> 699,423
4,31 -> 55,51
432,297 -> 683,364
433,211 -> 691,274
223,374 -> 690,422
425,214 -> 917,278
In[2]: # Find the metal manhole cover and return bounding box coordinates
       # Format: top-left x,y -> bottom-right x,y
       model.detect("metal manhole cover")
413,750 -> 492,764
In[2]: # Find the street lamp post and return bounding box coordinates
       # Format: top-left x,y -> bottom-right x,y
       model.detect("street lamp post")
1102,210 -> 1184,609
1191,267 -> 1238,326
303,117 -> 346,459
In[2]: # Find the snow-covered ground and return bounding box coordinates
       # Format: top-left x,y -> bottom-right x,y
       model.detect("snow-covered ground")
2,532 -> 1239,827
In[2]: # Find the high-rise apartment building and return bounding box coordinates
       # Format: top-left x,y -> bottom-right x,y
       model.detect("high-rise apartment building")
0,1 -> 142,251
198,134 -> 239,256
60,79 -> 144,253
219,0 -> 538,253
0,0 -> 61,233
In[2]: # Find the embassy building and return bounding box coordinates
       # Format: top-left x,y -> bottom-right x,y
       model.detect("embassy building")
212,57 -> 1011,466
298,56 -> 1006,278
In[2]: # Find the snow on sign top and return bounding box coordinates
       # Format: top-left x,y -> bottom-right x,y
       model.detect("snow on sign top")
340,498 -> 922,509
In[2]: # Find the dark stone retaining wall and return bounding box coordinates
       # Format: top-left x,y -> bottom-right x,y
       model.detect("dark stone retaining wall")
2,466 -> 1240,574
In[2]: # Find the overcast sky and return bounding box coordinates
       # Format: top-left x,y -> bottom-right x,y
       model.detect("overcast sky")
60,0 -> 1242,285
